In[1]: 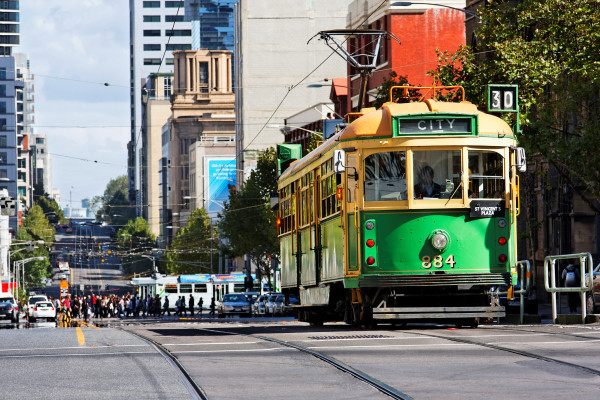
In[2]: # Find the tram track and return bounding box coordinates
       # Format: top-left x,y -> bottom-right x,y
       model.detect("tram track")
402,327 -> 600,377
125,330 -> 209,400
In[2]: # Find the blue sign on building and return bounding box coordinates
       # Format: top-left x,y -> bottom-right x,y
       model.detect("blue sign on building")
206,157 -> 236,213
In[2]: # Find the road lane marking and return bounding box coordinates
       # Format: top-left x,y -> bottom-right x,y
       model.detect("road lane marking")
76,327 -> 85,346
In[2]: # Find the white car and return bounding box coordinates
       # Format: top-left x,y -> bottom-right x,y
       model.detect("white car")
27,295 -> 49,319
30,301 -> 57,322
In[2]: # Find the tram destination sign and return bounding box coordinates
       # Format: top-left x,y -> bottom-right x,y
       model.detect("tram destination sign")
470,200 -> 505,218
393,115 -> 475,136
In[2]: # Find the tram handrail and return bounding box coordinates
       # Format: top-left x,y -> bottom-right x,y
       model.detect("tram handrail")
514,260 -> 531,324
543,252 -> 593,323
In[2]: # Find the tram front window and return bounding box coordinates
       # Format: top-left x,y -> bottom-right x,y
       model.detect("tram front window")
468,150 -> 505,198
364,151 -> 407,201
413,150 -> 461,200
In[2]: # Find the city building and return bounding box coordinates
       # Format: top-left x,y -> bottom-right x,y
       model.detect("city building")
0,0 -> 19,57
0,56 -> 18,233
14,53 -> 34,217
340,0 -> 467,112
184,0 -> 237,51
141,72 -> 173,237
30,133 -> 52,198
233,0 -> 351,184
161,49 -> 235,245
128,0 -> 193,214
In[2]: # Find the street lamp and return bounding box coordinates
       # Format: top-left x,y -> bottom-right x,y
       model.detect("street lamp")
391,2 -> 480,19
14,256 -> 45,295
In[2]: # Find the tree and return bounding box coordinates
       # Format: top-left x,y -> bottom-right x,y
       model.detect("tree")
220,148 -> 279,288
36,196 -> 65,224
96,175 -> 136,226
372,71 -> 416,109
164,208 -> 218,275
432,0 -> 600,212
13,205 -> 54,288
116,217 -> 156,275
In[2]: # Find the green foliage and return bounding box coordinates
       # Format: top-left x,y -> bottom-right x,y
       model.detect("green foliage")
13,205 -> 54,288
220,148 -> 279,277
431,0 -> 600,211
164,208 -> 218,275
116,217 -> 156,274
96,175 -> 136,226
35,196 -> 65,224
372,71 -> 414,109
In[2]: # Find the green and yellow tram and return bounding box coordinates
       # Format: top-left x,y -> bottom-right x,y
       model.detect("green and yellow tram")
277,86 -> 525,327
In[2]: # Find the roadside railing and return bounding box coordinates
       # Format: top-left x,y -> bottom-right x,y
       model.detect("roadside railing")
544,252 -> 593,323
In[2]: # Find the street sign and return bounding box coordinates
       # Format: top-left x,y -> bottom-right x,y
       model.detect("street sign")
60,280 -> 68,289
487,84 -> 518,113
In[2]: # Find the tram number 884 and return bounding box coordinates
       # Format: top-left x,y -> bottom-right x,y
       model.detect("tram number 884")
421,255 -> 456,269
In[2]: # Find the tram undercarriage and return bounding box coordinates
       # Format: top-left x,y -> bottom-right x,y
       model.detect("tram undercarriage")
290,283 -> 505,328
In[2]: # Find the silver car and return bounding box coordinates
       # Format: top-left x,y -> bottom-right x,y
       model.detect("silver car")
217,294 -> 252,317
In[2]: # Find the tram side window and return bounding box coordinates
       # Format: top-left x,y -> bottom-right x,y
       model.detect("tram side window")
194,284 -> 207,293
321,159 -> 341,218
279,184 -> 294,234
413,150 -> 461,200
364,151 -> 407,201
179,284 -> 192,293
468,150 -> 505,199
165,285 -> 178,294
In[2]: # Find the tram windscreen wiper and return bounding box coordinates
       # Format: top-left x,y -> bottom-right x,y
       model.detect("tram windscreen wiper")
445,179 -> 463,206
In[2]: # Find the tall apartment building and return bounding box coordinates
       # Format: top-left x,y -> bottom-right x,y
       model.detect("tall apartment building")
15,53 -> 34,213
161,50 -> 235,243
129,0 -> 192,213
234,0 -> 351,184
30,133 -> 52,197
184,0 -> 237,51
0,0 -> 19,57
141,72 -> 173,237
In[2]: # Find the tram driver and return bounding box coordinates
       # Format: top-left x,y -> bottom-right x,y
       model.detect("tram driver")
414,165 -> 441,199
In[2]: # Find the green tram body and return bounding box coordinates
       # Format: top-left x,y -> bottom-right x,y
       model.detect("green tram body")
277,98 -> 521,326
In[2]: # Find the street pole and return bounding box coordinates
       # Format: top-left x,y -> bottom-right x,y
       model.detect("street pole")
210,219 -> 213,274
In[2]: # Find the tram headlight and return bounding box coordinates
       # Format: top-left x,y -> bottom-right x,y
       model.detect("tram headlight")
365,221 -> 375,230
431,231 -> 449,250
498,219 -> 507,228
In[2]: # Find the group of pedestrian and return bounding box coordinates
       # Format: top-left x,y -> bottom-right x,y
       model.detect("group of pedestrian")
51,292 -> 213,320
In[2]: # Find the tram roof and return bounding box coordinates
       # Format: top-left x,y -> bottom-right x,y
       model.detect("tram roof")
279,100 -> 514,182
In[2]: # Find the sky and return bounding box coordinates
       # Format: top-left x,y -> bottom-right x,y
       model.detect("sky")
20,0 -> 130,209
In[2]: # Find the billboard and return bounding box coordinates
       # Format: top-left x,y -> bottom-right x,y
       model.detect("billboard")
205,157 -> 236,214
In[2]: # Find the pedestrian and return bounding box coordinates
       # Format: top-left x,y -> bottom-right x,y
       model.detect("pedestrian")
163,296 -> 170,316
189,294 -> 194,316
209,297 -> 215,316
562,263 -> 581,313
82,296 -> 89,322
198,297 -> 203,315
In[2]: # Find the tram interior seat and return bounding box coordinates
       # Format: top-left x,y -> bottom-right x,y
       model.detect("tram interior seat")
365,178 -> 407,201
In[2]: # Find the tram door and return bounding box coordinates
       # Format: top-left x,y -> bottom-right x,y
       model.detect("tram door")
212,284 -> 229,302
345,152 -> 360,276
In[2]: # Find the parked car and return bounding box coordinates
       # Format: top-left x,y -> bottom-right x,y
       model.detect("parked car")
27,295 -> 49,319
0,296 -> 19,323
273,295 -> 300,316
265,294 -> 285,316
29,301 -> 57,323
252,294 -> 270,316
242,292 -> 260,306
217,293 -> 252,317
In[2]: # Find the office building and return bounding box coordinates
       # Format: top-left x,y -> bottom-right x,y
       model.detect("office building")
184,0 -> 237,51
128,0 -> 193,214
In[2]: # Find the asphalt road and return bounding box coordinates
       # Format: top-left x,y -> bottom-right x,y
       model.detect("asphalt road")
0,326 -> 192,399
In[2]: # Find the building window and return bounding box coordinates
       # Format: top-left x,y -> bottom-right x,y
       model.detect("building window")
0,152 -> 7,165
36,137 -> 44,144
166,43 -> 191,51
17,158 -> 25,168
164,77 -> 172,97
144,58 -> 162,65
0,67 -> 5,79
143,30 -> 161,37
143,15 -> 160,22
18,171 -> 25,182
0,169 -> 6,179
143,1 -> 161,8
0,102 -> 5,113
144,44 -> 161,51
0,118 -> 5,130
0,135 -> 6,147
166,58 -> 174,65
165,1 -> 181,8
0,85 -> 5,96
199,62 -> 208,84
165,29 -> 191,37
165,15 -> 184,22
